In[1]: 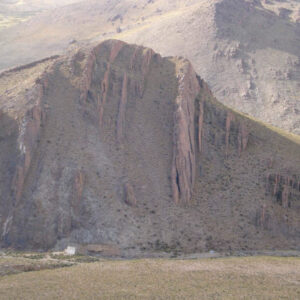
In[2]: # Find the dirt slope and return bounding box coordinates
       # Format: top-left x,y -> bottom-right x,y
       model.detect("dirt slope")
0,0 -> 299,134
0,40 -> 299,255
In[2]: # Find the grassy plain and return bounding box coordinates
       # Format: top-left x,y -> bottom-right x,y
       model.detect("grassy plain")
0,255 -> 299,299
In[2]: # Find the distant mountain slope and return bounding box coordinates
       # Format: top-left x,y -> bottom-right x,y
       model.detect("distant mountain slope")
0,0 -> 82,30
0,0 -> 299,134
0,40 -> 299,254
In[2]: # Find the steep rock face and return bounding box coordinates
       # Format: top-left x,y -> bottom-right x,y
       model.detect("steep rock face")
172,62 -> 200,205
0,68 -> 51,243
12,82 -> 46,204
0,40 -> 299,254
0,112 -> 19,239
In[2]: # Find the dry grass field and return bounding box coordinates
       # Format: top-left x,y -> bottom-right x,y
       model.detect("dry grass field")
0,256 -> 299,299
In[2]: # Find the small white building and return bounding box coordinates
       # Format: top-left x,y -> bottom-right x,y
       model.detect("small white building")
64,246 -> 76,255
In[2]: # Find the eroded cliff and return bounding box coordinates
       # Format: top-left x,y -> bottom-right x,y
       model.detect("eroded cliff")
0,40 -> 299,255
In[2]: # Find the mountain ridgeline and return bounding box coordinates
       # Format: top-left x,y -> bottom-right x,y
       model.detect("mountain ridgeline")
0,40 -> 299,255
1,0 -> 299,135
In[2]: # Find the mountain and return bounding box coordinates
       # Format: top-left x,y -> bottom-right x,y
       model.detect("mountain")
0,0 -> 299,135
0,40 -> 299,255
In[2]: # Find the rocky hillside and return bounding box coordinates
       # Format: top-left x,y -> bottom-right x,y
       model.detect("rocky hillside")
0,40 -> 299,255
0,0 -> 299,134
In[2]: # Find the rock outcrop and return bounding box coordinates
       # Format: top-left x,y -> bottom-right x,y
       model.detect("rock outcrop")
171,62 -> 200,205
267,174 -> 300,208
124,183 -> 137,207
0,39 -> 299,255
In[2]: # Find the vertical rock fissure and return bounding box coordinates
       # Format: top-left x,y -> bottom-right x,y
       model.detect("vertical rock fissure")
198,100 -> 204,153
238,123 -> 249,156
176,169 -> 181,194
225,112 -> 235,157
116,72 -> 128,143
